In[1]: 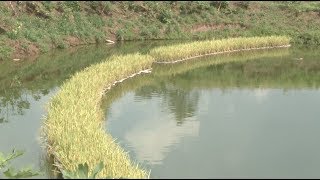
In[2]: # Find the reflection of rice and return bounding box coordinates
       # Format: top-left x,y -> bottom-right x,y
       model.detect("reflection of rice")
125,117 -> 200,165
155,45 -> 291,64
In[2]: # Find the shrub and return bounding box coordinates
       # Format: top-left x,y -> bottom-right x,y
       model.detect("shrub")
210,1 -> 229,10
0,149 -> 39,178
0,43 -> 12,60
158,8 -> 173,24
64,1 -> 81,12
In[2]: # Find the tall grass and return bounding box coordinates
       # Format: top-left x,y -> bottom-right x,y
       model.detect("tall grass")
149,36 -> 290,62
42,53 -> 154,178
152,47 -> 290,77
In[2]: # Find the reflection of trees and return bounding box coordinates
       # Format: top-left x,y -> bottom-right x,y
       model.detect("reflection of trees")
1,40 -> 183,125
170,56 -> 320,90
163,88 -> 199,126
0,88 -> 38,124
0,76 -> 58,124
132,47 -> 320,126
154,46 -> 320,90
102,46 -> 320,128
101,72 -> 201,126
134,80 -> 200,126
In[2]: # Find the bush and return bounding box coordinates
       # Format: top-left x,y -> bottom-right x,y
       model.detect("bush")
235,1 -> 250,9
88,15 -> 105,29
42,1 -> 54,11
102,1 -> 113,15
179,1 -> 211,14
6,31 -> 19,40
210,1 -> 229,10
23,30 -> 39,42
116,29 -> 134,41
158,8 -> 173,23
294,32 -> 320,45
0,43 -> 12,60
0,149 -> 39,178
64,1 -> 81,12
93,31 -> 105,43
139,26 -> 153,40
194,1 -> 211,11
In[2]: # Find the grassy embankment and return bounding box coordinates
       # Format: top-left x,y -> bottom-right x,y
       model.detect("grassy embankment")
0,1 -> 320,60
42,36 -> 291,178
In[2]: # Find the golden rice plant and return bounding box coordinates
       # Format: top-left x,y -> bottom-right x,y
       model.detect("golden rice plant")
42,53 -> 154,179
152,47 -> 290,77
149,36 -> 290,62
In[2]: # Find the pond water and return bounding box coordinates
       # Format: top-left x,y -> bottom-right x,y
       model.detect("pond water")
103,47 -> 320,178
0,42 -> 319,178
0,40 -> 186,178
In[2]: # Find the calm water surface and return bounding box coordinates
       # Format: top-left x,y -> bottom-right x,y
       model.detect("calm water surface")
0,40 -> 186,178
104,47 -> 320,178
0,44 -> 319,178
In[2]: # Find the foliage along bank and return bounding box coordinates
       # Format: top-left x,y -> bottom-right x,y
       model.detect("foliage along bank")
0,1 -> 319,60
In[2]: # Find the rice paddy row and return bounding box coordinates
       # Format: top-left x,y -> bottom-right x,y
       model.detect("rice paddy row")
152,47 -> 290,77
42,53 -> 154,178
150,36 -> 290,63
42,36 -> 291,178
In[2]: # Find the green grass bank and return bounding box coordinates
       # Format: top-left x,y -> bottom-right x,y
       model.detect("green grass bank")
42,36 -> 290,178
0,1 -> 320,60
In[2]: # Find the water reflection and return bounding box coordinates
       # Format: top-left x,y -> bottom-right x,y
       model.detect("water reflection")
0,88 -> 48,125
0,40 -> 185,124
0,40 -> 187,178
1,43 -> 319,177
122,93 -> 200,165
134,83 -> 200,126
104,47 -> 320,178
0,89 -> 57,179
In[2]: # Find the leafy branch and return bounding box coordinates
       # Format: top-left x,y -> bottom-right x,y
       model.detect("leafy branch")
0,149 -> 39,179
61,161 -> 104,179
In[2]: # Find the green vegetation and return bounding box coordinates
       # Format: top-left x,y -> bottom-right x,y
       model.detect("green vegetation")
0,1 -> 320,60
165,55 -> 320,90
0,149 -> 39,178
61,161 -> 104,179
152,47 -> 290,76
42,53 -> 154,178
150,36 -> 290,62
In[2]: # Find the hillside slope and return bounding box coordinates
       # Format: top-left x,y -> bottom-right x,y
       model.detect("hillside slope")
0,1 -> 319,60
